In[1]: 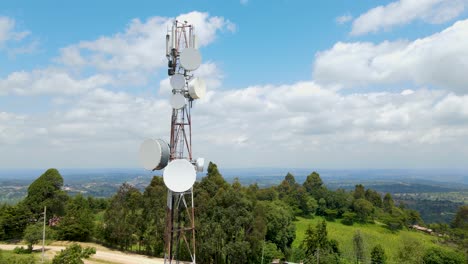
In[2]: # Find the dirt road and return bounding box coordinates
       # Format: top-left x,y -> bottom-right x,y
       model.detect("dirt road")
0,243 -> 165,264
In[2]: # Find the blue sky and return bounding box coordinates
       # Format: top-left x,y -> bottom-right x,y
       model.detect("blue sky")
1,0 -> 468,169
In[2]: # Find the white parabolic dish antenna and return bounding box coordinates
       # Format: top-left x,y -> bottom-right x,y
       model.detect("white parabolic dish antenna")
163,159 -> 196,192
188,77 -> 206,100
170,74 -> 185,90
139,139 -> 170,170
170,93 -> 186,109
180,47 -> 202,71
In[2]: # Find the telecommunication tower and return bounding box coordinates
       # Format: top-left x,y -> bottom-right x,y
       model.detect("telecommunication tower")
139,20 -> 205,264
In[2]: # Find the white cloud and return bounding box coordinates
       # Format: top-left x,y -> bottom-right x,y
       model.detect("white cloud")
0,112 -> 27,145
2,82 -> 468,168
57,12 -> 235,73
240,0 -> 248,5
0,16 -> 30,46
351,0 -> 466,35
0,68 -> 113,96
314,19 -> 468,94
0,16 -> 36,56
336,14 -> 353,24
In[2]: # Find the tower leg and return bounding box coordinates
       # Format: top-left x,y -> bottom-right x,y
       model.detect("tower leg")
164,189 -> 196,264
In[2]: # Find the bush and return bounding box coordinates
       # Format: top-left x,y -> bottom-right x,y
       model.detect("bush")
13,246 -> 32,254
422,247 -> 465,264
341,212 -> 356,226
52,243 -> 96,264
370,244 -> 386,264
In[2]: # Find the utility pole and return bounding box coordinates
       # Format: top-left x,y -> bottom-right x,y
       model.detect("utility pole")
42,206 -> 46,263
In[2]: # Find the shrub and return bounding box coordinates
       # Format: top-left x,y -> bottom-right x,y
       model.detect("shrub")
13,246 -> 31,254
52,243 -> 96,264
422,247 -> 465,264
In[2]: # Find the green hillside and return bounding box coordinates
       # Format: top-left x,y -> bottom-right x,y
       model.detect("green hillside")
294,216 -> 460,263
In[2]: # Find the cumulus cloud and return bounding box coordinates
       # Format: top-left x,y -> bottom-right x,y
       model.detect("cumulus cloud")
314,19 -> 468,94
0,68 -> 113,96
4,81 -> 468,168
57,11 -> 235,73
0,112 -> 28,145
351,0 -> 466,35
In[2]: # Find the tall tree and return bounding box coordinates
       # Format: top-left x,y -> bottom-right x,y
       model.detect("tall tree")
0,203 -> 33,240
365,189 -> 382,208
303,172 -> 328,201
301,220 -> 340,263
353,230 -> 364,264
452,205 -> 468,229
141,176 -> 167,256
353,199 -> 374,222
383,193 -> 394,213
103,183 -> 142,250
263,201 -> 296,253
23,168 -> 68,217
353,184 -> 365,200
57,194 -> 94,241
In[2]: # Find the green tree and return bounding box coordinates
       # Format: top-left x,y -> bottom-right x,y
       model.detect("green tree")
0,203 -> 33,240
256,187 -> 278,201
422,247 -> 464,264
263,241 -> 284,263
342,211 -> 357,225
317,198 -> 328,216
278,173 -> 299,199
141,176 -> 167,256
52,243 -> 96,264
383,193 -> 394,213
452,205 -> 468,229
353,184 -> 365,200
303,172 -> 327,200
195,164 -> 264,263
103,183 -> 142,250
397,235 -> 424,264
370,244 -> 386,264
57,194 -> 94,241
301,220 -> 340,263
278,173 -> 304,215
353,230 -> 364,264
297,187 -> 318,216
23,223 -> 43,251
262,201 -> 296,253
353,198 -> 374,222
365,189 -> 382,208
324,188 -> 352,217
23,168 -> 68,218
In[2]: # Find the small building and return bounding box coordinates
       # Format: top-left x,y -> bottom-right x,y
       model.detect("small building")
411,224 -> 433,234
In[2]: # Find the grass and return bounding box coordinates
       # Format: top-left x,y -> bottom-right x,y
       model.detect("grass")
293,216 -> 456,263
0,249 -> 46,263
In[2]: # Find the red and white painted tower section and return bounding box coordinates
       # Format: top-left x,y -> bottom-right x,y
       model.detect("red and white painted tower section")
139,20 -> 205,264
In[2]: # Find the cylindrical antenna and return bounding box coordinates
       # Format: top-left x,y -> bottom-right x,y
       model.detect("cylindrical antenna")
189,26 -> 193,48
172,23 -> 177,50
166,34 -> 170,56
193,35 -> 198,49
